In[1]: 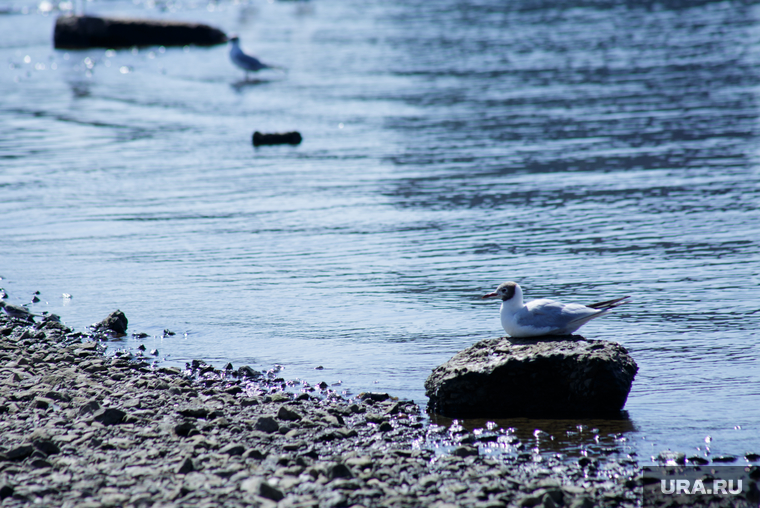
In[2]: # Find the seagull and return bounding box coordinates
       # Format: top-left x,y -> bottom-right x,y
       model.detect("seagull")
228,35 -> 281,78
0,301 -> 39,322
482,281 -> 630,337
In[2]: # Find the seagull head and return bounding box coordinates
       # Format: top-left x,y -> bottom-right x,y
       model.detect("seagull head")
228,34 -> 240,45
482,281 -> 521,302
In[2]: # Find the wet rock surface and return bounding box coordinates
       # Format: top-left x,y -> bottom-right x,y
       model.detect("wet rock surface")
0,312 -> 643,507
426,335 -> 638,419
53,15 -> 227,49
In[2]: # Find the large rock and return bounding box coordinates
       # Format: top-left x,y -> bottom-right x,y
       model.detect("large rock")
425,336 -> 637,418
54,15 -> 227,49
93,310 -> 128,335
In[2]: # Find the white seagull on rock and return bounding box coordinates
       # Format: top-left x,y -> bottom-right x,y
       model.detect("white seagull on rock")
228,35 -> 281,77
482,281 -> 630,338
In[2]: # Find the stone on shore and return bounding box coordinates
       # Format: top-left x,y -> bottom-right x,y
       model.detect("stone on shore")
425,335 -> 638,418
93,309 -> 128,335
53,15 -> 227,49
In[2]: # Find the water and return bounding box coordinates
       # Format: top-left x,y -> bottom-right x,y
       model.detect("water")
2,0 -> 759,464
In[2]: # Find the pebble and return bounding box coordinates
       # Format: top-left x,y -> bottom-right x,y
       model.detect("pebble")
0,310 -> 642,507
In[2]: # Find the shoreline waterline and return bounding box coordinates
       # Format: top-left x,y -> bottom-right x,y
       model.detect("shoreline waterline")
0,307 -> 643,507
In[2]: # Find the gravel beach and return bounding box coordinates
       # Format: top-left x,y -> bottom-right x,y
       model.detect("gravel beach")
0,310 -> 642,507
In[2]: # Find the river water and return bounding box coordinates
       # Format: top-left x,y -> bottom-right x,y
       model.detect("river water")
1,0 -> 759,464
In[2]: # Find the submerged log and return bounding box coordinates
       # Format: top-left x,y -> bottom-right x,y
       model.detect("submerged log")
53,15 -> 227,49
425,335 -> 638,418
252,131 -> 303,146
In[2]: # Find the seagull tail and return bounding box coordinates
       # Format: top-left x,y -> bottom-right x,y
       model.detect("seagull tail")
267,64 -> 288,73
586,295 -> 631,310
566,308 -> 613,329
566,296 -> 631,330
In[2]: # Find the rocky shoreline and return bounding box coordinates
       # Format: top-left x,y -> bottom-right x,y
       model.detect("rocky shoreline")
0,311 -> 642,508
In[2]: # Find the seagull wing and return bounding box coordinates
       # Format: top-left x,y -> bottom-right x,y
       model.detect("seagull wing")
516,300 -> 595,333
509,295 -> 629,337
230,45 -> 269,71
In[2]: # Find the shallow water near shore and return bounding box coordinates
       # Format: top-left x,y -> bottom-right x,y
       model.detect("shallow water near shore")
1,0 -> 759,465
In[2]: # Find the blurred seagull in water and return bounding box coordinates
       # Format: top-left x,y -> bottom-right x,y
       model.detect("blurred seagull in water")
482,281 -> 630,338
228,35 -> 281,78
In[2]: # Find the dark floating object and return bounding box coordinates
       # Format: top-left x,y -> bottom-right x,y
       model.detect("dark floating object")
53,15 -> 227,49
252,131 -> 302,146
